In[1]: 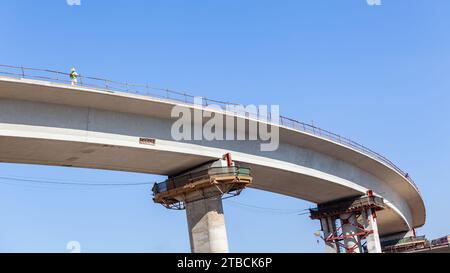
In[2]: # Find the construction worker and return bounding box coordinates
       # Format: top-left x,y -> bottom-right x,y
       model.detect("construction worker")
70,67 -> 78,86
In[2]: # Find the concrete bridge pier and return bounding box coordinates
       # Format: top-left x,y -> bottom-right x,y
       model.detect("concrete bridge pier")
340,213 -> 362,253
152,154 -> 253,253
185,188 -> 229,253
320,216 -> 340,253
363,208 -> 382,253
310,190 -> 385,253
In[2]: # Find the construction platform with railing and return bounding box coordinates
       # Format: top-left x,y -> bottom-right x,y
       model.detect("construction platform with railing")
382,235 -> 450,253
152,165 -> 252,210
309,194 -> 385,220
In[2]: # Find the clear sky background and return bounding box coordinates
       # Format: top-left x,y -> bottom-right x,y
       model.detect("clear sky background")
0,0 -> 449,252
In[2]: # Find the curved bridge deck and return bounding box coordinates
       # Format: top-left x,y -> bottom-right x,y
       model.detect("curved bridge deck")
0,65 -> 425,237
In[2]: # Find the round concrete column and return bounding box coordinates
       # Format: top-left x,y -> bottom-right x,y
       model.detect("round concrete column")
185,188 -> 229,253
340,213 -> 361,253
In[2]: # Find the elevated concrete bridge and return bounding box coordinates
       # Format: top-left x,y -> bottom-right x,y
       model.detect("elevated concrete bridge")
0,68 -> 425,253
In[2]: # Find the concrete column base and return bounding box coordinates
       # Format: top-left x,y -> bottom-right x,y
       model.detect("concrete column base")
185,188 -> 229,253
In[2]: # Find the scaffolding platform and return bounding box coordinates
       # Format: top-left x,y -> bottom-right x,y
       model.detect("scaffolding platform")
310,193 -> 385,220
152,165 -> 252,209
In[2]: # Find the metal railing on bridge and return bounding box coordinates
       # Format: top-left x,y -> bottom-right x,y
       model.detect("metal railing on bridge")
0,64 -> 419,192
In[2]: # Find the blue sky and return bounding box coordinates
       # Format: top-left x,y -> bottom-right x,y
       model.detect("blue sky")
0,0 -> 449,252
